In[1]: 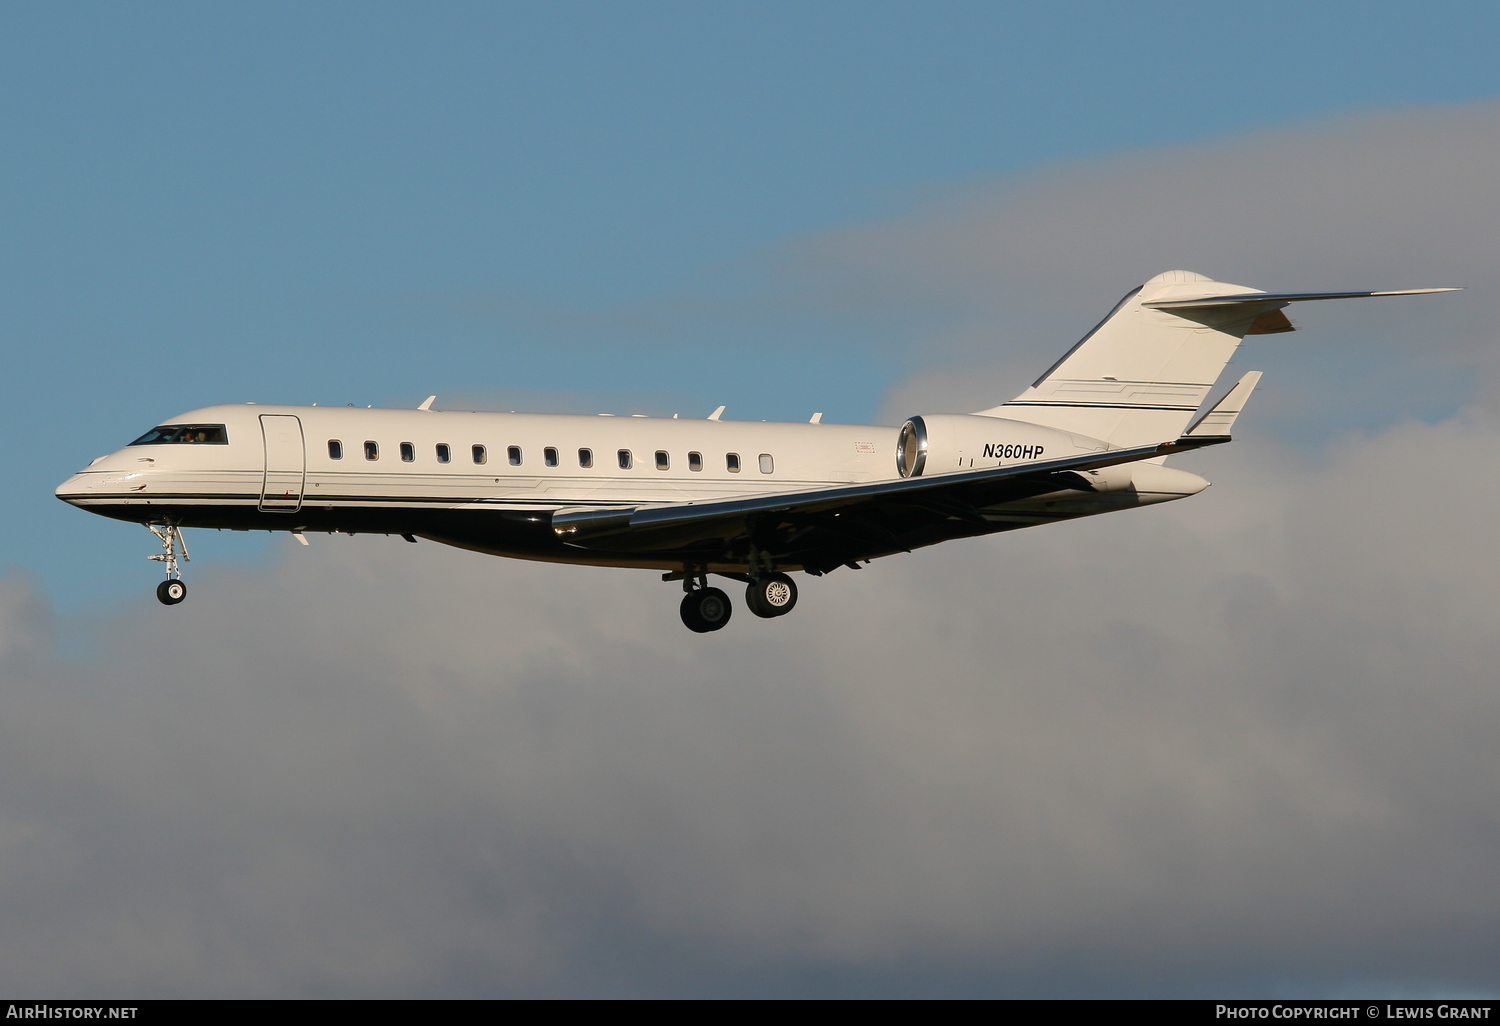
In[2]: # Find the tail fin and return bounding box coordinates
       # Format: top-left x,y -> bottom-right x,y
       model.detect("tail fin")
981,271 -> 1269,446
985,270 -> 1458,447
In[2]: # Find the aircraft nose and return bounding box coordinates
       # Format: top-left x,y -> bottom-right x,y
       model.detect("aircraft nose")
55,473 -> 89,505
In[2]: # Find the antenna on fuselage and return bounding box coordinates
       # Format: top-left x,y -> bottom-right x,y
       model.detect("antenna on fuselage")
708,406 -> 725,420
417,396 -> 436,411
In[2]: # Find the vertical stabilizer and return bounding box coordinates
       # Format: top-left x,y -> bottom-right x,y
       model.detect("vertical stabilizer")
983,270 -> 1276,447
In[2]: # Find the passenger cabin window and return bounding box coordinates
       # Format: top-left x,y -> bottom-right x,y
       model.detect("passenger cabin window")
759,454 -> 774,474
436,443 -> 450,463
578,448 -> 593,468
472,445 -> 487,465
400,442 -> 415,462
688,451 -> 702,472
618,449 -> 633,470
130,424 -> 228,446
328,440 -> 343,460
544,447 -> 558,467
726,453 -> 741,473
655,450 -> 669,471
508,445 -> 522,466
364,441 -> 379,460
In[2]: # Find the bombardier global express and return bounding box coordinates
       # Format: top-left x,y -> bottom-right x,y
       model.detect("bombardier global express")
56,271 -> 1457,632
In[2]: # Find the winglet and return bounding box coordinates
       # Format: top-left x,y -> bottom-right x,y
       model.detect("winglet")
708,405 -> 725,421
417,396 -> 436,411
1184,371 -> 1262,438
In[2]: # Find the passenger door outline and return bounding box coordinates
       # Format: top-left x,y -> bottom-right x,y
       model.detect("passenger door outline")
259,414 -> 305,512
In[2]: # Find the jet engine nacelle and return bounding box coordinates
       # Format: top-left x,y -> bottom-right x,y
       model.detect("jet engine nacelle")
895,414 -> 1111,479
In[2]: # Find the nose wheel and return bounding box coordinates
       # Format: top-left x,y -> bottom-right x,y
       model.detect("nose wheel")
148,524 -> 190,605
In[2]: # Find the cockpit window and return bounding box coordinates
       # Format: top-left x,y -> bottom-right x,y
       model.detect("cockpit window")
129,424 -> 228,445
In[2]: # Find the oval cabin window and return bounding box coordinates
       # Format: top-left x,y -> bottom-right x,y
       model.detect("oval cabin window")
400,442 -> 415,462
328,440 -> 343,460
472,445 -> 487,465
364,441 -> 379,461
436,443 -> 450,463
759,454 -> 774,474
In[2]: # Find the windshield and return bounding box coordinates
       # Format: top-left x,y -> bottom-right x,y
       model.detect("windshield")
129,424 -> 229,445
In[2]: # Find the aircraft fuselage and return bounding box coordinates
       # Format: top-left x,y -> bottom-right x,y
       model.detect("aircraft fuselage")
57,403 -> 1201,574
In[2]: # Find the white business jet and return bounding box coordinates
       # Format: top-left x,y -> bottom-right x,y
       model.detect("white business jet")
57,271 -> 1456,632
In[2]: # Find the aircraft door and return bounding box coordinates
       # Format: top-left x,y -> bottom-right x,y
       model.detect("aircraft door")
259,414 -> 306,512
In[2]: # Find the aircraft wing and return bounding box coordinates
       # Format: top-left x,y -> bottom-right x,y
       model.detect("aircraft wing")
550,431 -> 1228,566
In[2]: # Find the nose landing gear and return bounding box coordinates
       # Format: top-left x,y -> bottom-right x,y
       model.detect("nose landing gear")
148,524 -> 190,605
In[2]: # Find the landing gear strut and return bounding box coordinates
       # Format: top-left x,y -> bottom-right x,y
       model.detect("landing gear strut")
148,524 -> 190,605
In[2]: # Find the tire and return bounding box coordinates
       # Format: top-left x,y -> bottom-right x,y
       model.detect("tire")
746,573 -> 797,618
156,579 -> 187,605
744,583 -> 768,618
680,587 -> 732,632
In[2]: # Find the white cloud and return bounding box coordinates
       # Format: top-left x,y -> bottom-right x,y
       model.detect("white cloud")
10,101 -> 1500,996
765,102 -> 1500,429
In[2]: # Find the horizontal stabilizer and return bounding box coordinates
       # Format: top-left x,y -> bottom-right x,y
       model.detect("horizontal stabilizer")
993,271 -> 1460,450
1145,288 -> 1459,310
1184,371 -> 1262,438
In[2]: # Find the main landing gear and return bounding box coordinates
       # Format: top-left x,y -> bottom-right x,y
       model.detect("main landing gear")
673,568 -> 800,632
680,585 -> 732,633
148,524 -> 189,605
745,572 -> 797,618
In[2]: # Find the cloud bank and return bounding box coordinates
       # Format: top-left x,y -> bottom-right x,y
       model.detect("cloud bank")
8,101 -> 1500,996
777,102 -> 1500,434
